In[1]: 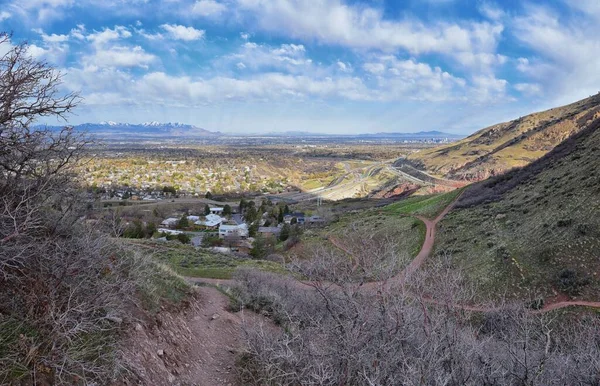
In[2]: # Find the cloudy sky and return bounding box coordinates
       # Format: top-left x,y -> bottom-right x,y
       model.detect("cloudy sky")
1,0 -> 599,134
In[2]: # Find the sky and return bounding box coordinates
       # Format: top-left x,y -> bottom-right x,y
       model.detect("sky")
1,0 -> 599,134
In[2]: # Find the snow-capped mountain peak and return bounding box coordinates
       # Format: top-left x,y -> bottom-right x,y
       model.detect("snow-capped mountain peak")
142,121 -> 162,126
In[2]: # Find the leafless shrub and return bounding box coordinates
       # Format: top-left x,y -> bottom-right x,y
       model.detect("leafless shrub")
0,33 -> 191,384
234,258 -> 600,385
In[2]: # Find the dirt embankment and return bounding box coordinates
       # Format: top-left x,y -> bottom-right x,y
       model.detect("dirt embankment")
120,286 -> 272,386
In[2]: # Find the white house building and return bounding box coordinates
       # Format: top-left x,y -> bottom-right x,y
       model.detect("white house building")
218,223 -> 249,239
157,228 -> 184,235
210,207 -> 224,215
195,214 -> 223,228
160,218 -> 179,228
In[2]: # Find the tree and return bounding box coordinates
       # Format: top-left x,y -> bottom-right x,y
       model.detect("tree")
250,234 -> 273,259
123,220 -> 145,239
202,234 -> 222,248
249,221 -> 259,238
177,215 -> 189,229
205,191 -> 213,199
1,32 -> 83,247
246,205 -> 258,223
162,185 -> 177,195
284,204 -> 291,215
176,233 -> 190,244
239,198 -> 247,212
145,221 -> 157,237
223,204 -> 232,216
279,223 -> 290,242
204,204 -> 211,215
278,207 -> 285,223
0,34 -> 147,382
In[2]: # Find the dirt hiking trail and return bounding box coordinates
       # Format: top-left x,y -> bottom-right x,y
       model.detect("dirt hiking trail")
122,285 -> 272,385
187,191 -> 600,316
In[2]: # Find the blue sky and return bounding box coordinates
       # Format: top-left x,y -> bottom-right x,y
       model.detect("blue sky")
1,0 -> 599,134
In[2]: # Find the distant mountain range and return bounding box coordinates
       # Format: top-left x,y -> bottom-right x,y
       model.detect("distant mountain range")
37,122 -> 462,140
40,122 -> 221,137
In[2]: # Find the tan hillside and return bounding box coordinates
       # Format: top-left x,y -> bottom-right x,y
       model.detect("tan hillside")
407,93 -> 600,180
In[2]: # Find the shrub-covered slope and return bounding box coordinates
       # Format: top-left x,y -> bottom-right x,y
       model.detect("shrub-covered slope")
407,94 -> 600,180
435,118 -> 600,301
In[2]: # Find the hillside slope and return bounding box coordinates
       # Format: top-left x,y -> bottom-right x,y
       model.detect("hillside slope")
434,118 -> 600,302
407,94 -> 600,180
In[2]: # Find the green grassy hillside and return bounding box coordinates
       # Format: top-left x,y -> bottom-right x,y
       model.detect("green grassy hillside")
407,94 -> 600,180
434,119 -> 600,302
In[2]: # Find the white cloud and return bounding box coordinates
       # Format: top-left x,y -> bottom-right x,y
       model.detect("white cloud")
219,41 -> 313,73
512,3 -> 600,103
27,42 -> 69,64
236,0 -> 502,56
70,24 -> 86,40
83,45 -> 156,69
0,11 -> 11,21
470,74 -> 509,103
337,61 -> 352,73
363,56 -> 466,102
88,26 -> 131,47
160,24 -> 205,41
478,2 -> 506,21
514,83 -> 542,97
192,0 -> 227,17
41,32 -> 70,43
64,68 -> 371,106
9,0 -> 74,23
454,52 -> 507,73
240,32 -> 250,40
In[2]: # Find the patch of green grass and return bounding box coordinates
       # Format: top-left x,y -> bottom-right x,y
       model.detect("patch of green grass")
412,219 -> 427,256
293,205 -> 423,281
0,318 -> 41,382
384,188 -> 463,219
127,240 -> 289,280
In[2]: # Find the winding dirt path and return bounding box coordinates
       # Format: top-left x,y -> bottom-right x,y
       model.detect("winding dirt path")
187,191 -> 600,314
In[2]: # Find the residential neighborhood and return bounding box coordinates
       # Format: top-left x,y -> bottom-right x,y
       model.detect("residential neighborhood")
119,199 -> 329,257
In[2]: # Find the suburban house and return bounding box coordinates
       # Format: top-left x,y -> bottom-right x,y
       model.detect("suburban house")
157,228 -> 184,235
307,215 -> 326,225
284,212 -> 306,224
160,217 -> 179,228
187,215 -> 201,222
194,214 -> 223,229
258,226 -> 282,238
218,223 -> 249,239
210,207 -> 224,215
